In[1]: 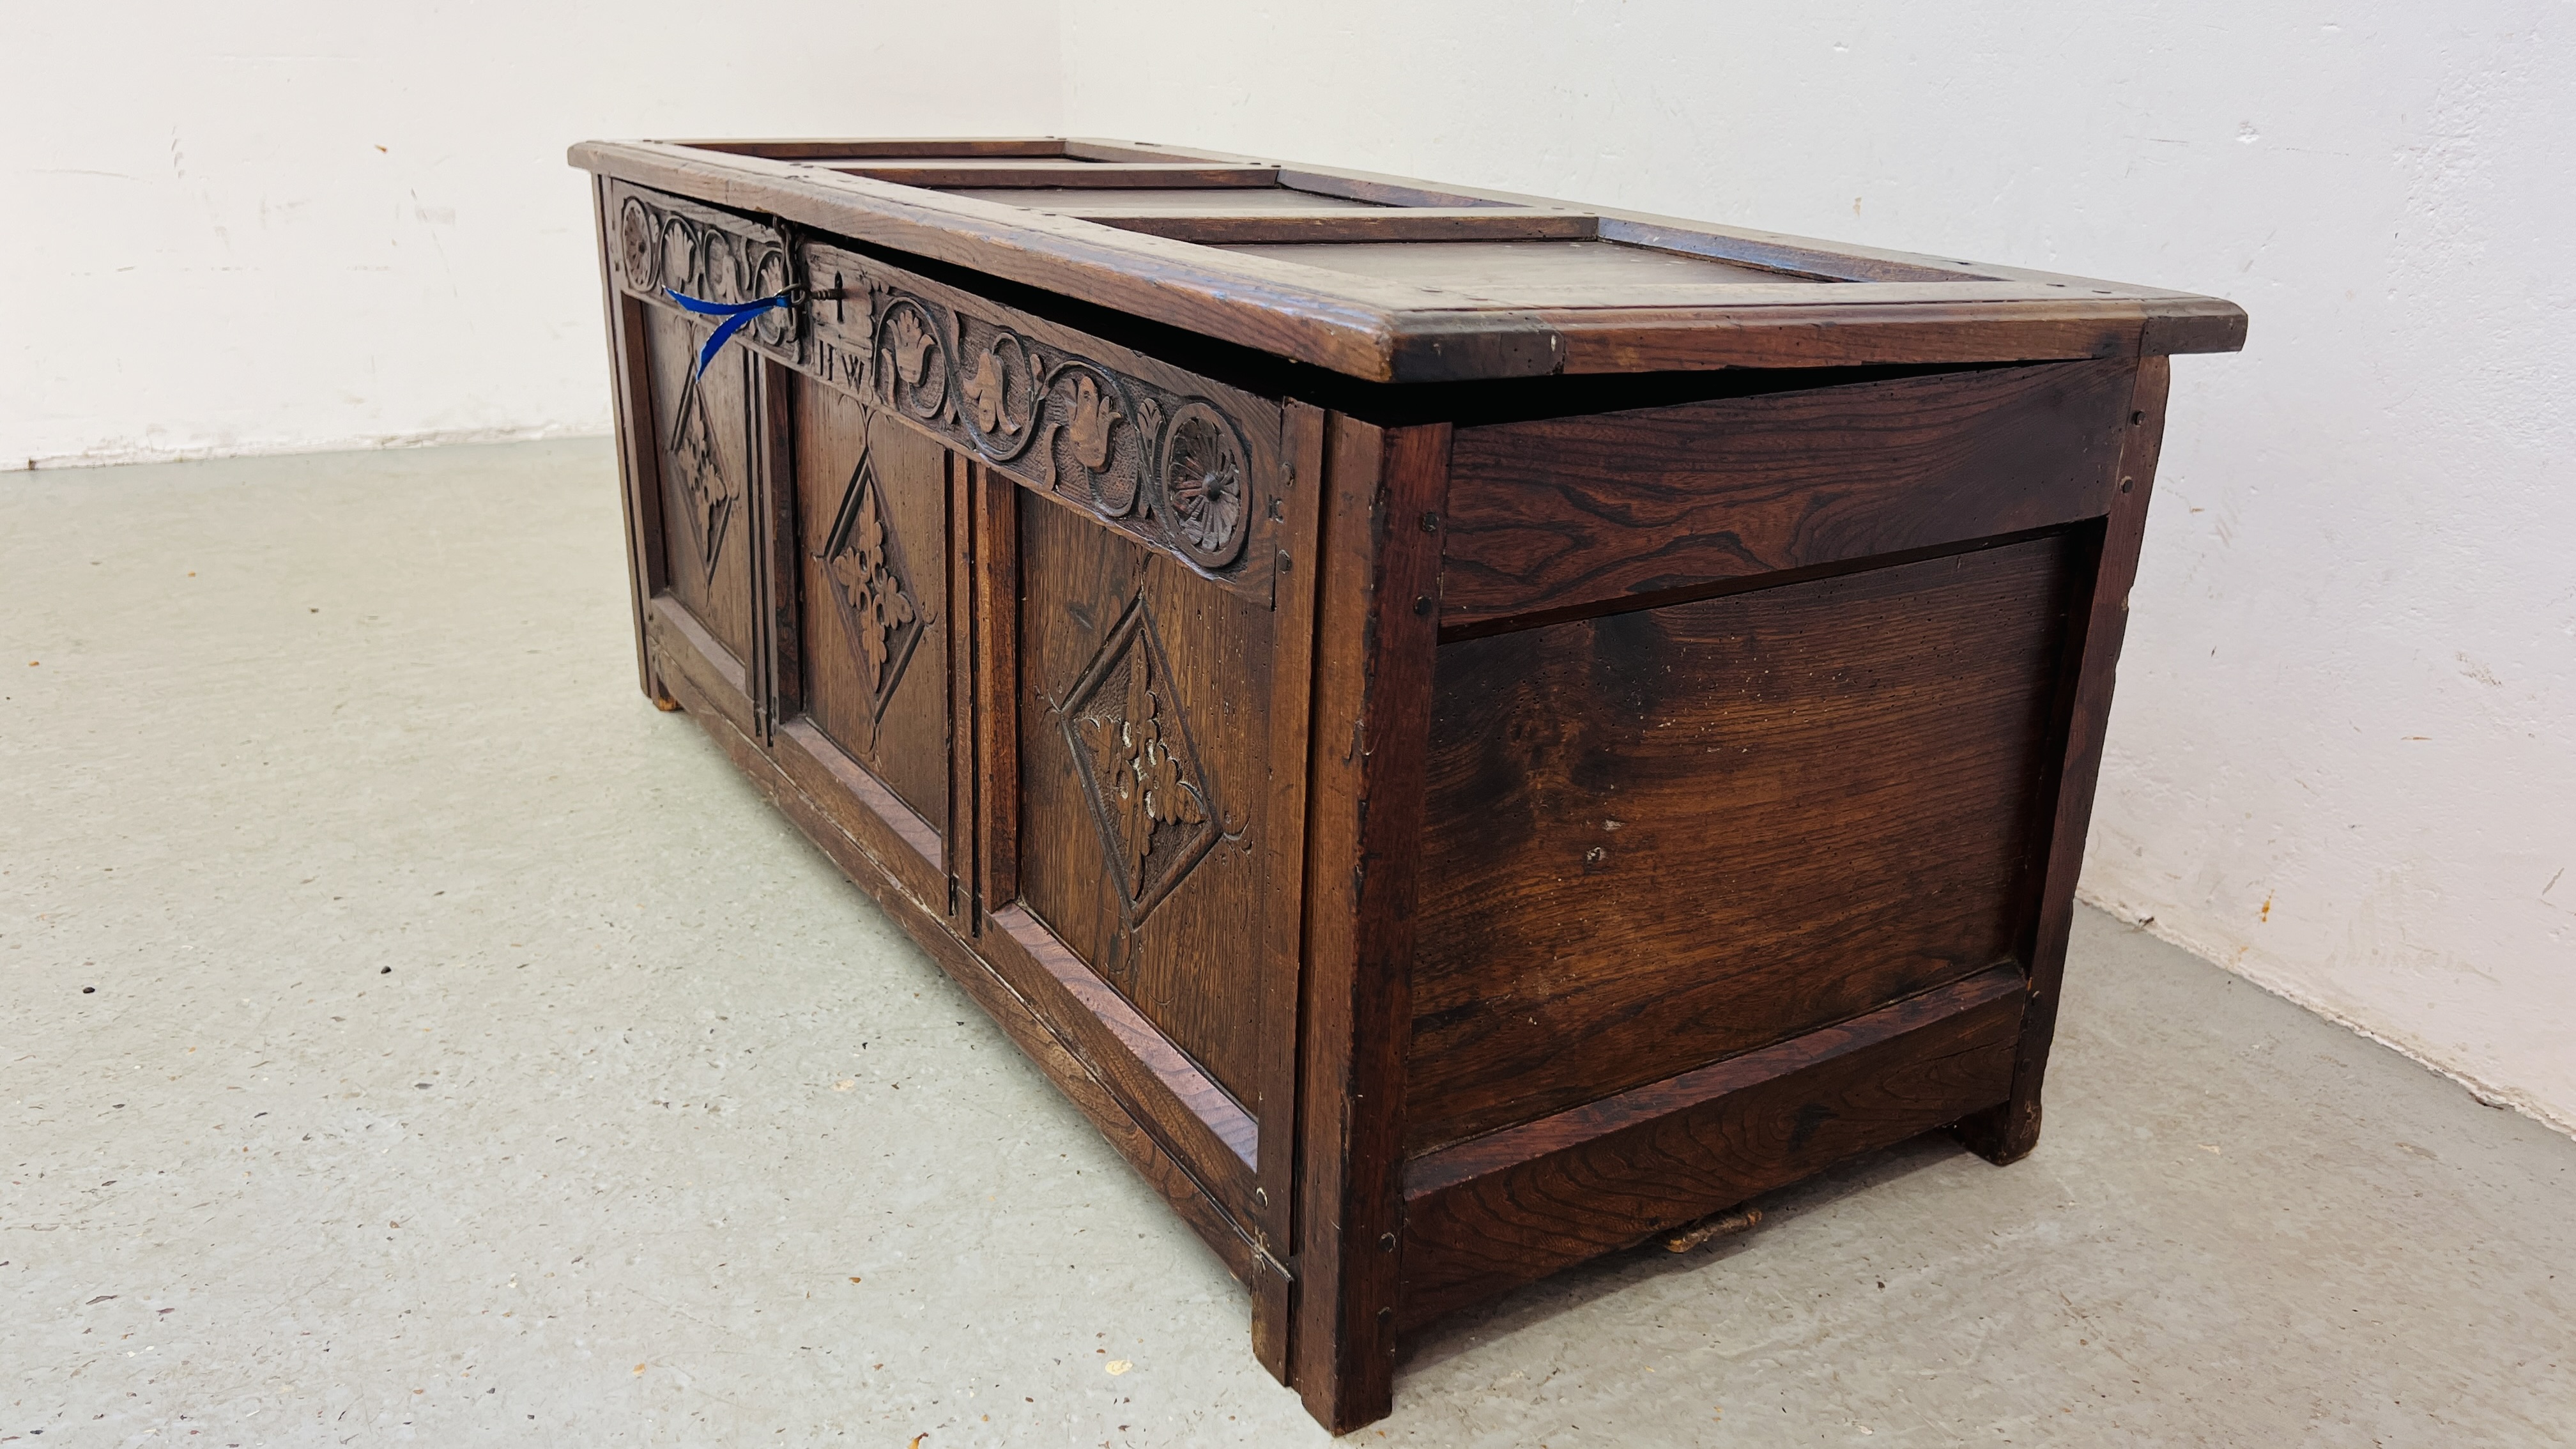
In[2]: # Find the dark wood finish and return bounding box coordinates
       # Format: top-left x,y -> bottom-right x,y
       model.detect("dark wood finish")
592,178 -> 664,702
1439,357 -> 2135,631
1407,534 -> 2082,1153
970,461 -> 1020,919
753,358 -> 801,741
1959,355 -> 2173,1165
576,137 -> 2239,1434
790,228 -> 1290,603
790,383 -> 951,838
638,305 -> 758,674
1292,418 -> 1452,1434
1400,965 -> 2025,1327
1008,489 -> 1282,1112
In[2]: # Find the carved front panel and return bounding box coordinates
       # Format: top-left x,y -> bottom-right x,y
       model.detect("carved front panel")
793,377 -> 949,840
1013,493 -> 1282,1108
639,303 -> 756,667
610,180 -> 1286,602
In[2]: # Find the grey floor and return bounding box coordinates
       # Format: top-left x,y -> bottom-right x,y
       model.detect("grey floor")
4,440 -> 2572,1448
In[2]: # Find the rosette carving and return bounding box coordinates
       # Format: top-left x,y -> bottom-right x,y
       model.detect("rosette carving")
1158,403 -> 1250,570
618,196 -> 657,295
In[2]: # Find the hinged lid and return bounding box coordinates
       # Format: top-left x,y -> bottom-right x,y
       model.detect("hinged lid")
571,137 -> 2246,384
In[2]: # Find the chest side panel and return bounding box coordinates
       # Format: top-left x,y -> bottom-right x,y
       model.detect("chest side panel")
1406,533 -> 2083,1154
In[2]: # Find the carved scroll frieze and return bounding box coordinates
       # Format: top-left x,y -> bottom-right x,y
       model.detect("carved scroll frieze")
1059,597 -> 1223,930
799,241 -> 1278,595
834,278 -> 1260,580
613,187 -> 798,350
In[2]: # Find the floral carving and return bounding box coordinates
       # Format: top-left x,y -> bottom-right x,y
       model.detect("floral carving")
1162,404 -> 1248,569
963,348 -> 1018,437
1066,373 -> 1118,471
884,309 -> 934,387
874,300 -> 947,421
618,196 -> 657,293
1079,648 -> 1208,902
665,378 -> 738,583
1062,599 -> 1220,921
832,489 -> 914,693
657,214 -> 695,293
820,452 -> 929,723
792,247 -> 1280,586
749,246 -> 794,347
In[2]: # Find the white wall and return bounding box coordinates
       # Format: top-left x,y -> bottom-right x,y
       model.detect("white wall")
1059,1 -> 2576,1130
1,2 -> 1062,468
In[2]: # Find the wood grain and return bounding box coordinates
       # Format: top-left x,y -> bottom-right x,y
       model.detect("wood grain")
1407,535 -> 2082,1153
1960,356 -> 2171,1165
1291,418 -> 1453,1434
586,140 -> 2235,1434
1011,492 -> 1278,1108
1252,401 -> 1330,1265
640,305 -> 758,670
1439,358 -> 2135,630
645,595 -> 751,744
972,461 -> 1020,918
1398,966 -> 2023,1328
1068,211 -> 1596,245
993,905 -> 1259,1167
592,180 -> 665,702
791,381 -> 951,835
794,236 -> 1291,605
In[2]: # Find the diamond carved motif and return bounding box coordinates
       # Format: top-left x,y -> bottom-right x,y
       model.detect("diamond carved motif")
819,448 -> 930,727
1061,597 -> 1221,926
666,374 -> 739,584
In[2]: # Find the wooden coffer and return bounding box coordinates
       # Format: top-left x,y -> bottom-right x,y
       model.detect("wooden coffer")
574,137 -> 2245,1434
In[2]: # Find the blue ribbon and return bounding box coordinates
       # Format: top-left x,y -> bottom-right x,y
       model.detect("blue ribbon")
665,288 -> 794,378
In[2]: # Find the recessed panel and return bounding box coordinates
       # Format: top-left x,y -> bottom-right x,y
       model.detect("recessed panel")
941,186 -> 1390,213
1223,239 -> 1823,289
793,378 -> 950,838
1407,535 -> 2083,1153
1013,492 -> 1282,1107
639,304 -> 756,668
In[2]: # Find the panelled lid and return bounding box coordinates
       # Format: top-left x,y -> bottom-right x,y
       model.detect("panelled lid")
569,136 -> 2246,384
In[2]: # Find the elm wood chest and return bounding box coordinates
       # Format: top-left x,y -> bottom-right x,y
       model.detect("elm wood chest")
569,135 -> 2246,1434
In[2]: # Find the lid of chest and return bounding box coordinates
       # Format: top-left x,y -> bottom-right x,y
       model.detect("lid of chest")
570,136 -> 2244,383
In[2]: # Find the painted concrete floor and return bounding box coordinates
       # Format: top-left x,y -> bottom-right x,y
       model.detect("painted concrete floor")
4,439 -> 2572,1448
